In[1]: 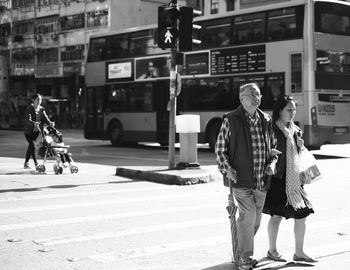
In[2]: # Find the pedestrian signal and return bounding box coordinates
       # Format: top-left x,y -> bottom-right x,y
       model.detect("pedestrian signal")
157,6 -> 179,49
179,6 -> 201,52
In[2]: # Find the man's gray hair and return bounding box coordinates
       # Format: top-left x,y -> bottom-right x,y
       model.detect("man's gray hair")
239,82 -> 259,96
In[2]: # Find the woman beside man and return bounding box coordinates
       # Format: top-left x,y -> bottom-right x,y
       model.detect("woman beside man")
263,95 -> 316,263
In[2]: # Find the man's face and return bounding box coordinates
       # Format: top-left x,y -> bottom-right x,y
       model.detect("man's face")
240,85 -> 262,111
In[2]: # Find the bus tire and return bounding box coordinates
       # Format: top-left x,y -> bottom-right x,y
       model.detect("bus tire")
207,120 -> 222,152
109,121 -> 123,147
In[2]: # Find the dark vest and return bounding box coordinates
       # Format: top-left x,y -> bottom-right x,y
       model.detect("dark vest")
223,105 -> 273,188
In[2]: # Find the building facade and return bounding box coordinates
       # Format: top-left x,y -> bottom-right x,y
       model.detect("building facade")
0,0 -> 315,128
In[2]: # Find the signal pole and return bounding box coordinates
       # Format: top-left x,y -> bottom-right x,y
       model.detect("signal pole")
168,47 -> 177,169
168,0 -> 177,169
157,0 -> 200,169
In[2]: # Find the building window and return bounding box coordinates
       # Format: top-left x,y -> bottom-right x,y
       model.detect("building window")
12,0 -> 35,8
61,13 -> 85,31
38,0 -> 59,6
227,0 -> 234,11
0,50 -> 10,60
36,16 -> 59,34
86,9 -> 108,28
37,48 -> 58,63
210,0 -> 219,14
13,19 -> 35,35
61,45 -> 85,61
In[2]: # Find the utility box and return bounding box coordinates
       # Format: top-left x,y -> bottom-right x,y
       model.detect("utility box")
176,114 -> 200,168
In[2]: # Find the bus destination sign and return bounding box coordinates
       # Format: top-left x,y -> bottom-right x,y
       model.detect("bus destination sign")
211,45 -> 266,75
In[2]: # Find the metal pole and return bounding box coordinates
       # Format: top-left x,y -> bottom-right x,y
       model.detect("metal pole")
168,47 -> 177,169
168,0 -> 178,169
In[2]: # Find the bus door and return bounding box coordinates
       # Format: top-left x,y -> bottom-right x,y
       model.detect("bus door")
154,81 -> 169,145
85,87 -> 104,139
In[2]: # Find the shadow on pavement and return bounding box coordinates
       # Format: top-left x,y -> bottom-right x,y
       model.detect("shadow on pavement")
201,259 -> 316,270
0,179 -> 141,194
313,154 -> 348,160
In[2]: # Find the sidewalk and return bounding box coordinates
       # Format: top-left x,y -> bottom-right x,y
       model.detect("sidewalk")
115,165 -> 222,185
0,157 -> 223,187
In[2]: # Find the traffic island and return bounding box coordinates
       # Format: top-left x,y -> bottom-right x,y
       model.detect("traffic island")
115,165 -> 222,185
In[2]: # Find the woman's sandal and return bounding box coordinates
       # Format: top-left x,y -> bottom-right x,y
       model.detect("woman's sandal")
267,251 -> 287,262
293,254 -> 318,263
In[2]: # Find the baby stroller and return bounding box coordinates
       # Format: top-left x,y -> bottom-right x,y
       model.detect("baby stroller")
36,126 -> 79,174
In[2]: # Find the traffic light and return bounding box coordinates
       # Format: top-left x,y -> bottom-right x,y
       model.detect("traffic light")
157,6 -> 179,49
178,6 -> 201,52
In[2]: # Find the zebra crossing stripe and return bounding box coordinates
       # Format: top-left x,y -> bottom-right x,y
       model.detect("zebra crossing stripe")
0,204 -> 222,231
87,236 -> 229,262
87,239 -> 350,263
0,191 -> 224,214
0,186 -> 173,202
33,217 -> 226,246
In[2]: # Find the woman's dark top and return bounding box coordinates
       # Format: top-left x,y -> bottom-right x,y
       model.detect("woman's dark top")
24,104 -> 52,135
263,124 -> 314,219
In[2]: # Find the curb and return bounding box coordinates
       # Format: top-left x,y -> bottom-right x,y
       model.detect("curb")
115,165 -> 222,185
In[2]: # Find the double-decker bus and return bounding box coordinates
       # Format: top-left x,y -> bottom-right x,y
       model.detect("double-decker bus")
85,0 -> 350,150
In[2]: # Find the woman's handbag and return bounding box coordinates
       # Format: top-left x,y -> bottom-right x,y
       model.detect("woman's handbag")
299,147 -> 322,184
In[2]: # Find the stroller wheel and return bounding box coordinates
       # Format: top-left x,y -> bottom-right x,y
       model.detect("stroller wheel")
53,164 -> 59,175
58,166 -> 63,174
37,164 -> 46,173
70,166 -> 78,174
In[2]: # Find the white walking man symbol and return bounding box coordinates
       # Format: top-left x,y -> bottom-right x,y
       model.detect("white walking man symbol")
164,30 -> 173,44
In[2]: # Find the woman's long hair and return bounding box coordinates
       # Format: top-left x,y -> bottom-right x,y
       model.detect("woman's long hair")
272,95 -> 296,124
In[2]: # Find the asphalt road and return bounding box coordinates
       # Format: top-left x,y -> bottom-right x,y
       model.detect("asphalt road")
0,129 -> 216,167
1,129 -> 350,270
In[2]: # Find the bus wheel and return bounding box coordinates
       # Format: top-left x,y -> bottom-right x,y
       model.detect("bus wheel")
207,121 -> 221,152
110,122 -> 123,147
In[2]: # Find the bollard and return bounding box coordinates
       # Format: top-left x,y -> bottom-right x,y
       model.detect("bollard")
175,114 -> 200,169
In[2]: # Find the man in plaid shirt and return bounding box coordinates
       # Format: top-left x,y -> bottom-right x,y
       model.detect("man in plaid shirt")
215,83 -> 279,270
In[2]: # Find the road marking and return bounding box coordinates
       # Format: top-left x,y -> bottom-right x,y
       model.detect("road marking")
87,236 -> 229,263
33,217 -> 225,246
0,204 -> 222,231
0,186 -> 179,202
87,239 -> 350,263
0,191 -> 223,214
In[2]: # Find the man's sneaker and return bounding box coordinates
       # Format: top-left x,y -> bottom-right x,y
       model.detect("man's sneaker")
24,162 -> 31,169
246,257 -> 258,267
238,258 -> 253,270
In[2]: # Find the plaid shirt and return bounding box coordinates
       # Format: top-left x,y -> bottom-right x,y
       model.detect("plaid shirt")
216,110 -> 267,190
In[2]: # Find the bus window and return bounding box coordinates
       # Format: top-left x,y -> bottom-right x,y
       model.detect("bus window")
87,37 -> 106,62
315,2 -> 350,36
130,29 -> 163,57
181,77 -> 236,111
129,83 -> 154,112
267,6 -> 304,41
197,18 -> 232,49
106,34 -> 129,59
233,12 -> 265,44
107,85 -> 129,112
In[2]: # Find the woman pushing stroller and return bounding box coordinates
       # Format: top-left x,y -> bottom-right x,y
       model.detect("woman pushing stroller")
23,94 -> 54,169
